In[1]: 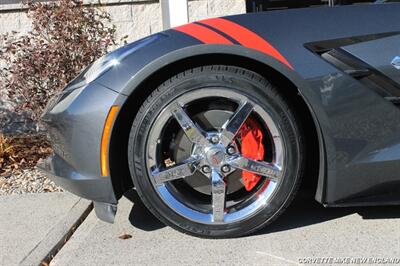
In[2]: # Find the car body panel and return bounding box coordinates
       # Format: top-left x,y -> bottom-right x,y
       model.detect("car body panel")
40,4 -> 400,223
40,82 -> 127,205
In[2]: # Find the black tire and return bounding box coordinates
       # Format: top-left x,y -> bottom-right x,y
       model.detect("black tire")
128,65 -> 305,238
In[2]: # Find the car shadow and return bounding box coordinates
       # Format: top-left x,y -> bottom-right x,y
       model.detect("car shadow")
124,188 -> 400,234
256,190 -> 400,236
124,189 -> 166,231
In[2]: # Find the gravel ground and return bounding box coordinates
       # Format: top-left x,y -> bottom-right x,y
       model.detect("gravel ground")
0,168 -> 62,195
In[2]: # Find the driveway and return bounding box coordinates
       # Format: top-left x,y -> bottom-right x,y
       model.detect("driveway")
49,190 -> 400,265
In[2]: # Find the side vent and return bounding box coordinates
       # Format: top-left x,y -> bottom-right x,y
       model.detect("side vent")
322,48 -> 400,104
305,33 -> 400,108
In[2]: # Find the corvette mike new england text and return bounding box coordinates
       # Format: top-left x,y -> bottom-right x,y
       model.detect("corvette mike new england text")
298,257 -> 400,264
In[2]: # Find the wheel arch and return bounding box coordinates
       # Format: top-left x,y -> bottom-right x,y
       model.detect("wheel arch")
109,49 -> 326,201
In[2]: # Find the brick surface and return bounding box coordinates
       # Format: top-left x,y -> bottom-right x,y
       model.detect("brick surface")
188,0 -> 208,22
207,0 -> 245,18
0,12 -> 31,34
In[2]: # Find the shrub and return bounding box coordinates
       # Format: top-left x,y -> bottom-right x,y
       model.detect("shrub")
0,0 -> 117,120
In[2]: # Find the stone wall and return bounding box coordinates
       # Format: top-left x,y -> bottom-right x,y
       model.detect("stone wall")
0,0 -> 246,43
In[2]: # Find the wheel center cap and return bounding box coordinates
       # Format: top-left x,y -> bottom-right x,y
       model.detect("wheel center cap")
206,147 -> 225,167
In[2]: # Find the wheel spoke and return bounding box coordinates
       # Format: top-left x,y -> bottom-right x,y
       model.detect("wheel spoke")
170,103 -> 208,145
211,170 -> 226,223
221,101 -> 254,146
152,157 -> 200,185
227,156 -> 282,181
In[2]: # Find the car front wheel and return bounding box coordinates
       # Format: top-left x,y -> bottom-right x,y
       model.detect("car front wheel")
128,65 -> 305,238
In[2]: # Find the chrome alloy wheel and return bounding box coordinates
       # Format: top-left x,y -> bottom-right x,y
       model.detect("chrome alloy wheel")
146,88 -> 286,224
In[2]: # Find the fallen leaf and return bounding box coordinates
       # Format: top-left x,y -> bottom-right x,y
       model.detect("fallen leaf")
118,234 -> 132,240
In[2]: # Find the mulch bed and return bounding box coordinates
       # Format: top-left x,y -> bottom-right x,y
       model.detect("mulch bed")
0,134 -> 52,177
0,134 -> 62,194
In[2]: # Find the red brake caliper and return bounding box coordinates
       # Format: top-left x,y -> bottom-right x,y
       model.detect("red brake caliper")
238,118 -> 265,191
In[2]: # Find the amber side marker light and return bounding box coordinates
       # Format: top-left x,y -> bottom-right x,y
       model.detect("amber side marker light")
101,105 -> 119,177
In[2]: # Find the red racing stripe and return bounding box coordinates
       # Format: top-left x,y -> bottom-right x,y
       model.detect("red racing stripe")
174,23 -> 233,45
199,18 -> 294,70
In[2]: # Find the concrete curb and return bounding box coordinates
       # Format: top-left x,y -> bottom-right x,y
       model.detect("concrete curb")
19,198 -> 93,266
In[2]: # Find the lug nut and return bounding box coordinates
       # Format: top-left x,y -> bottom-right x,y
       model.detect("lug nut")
227,146 -> 236,155
202,165 -> 211,173
221,165 -> 231,173
210,135 -> 220,144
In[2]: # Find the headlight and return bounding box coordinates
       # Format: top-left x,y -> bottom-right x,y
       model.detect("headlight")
65,34 -> 163,91
81,56 -> 120,85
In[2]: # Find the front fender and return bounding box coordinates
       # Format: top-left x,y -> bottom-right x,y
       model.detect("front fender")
100,4 -> 400,206
96,31 -> 328,205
